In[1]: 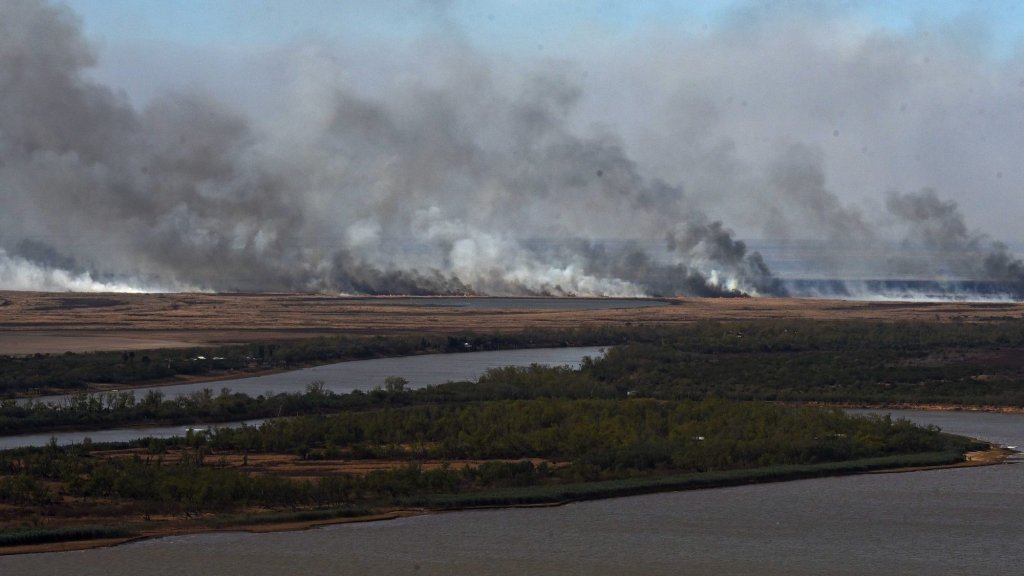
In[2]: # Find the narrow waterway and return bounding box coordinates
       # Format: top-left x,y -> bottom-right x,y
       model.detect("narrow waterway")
2,409 -> 1021,575
0,419 -> 268,451
27,346 -> 608,406
1,347 -> 606,449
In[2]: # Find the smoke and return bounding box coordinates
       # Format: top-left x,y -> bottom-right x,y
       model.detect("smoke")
764,146 -> 876,246
0,248 -> 178,293
882,189 -> 1024,297
1,1 -> 1022,300
772,187 -> 1024,300
0,0 -> 782,297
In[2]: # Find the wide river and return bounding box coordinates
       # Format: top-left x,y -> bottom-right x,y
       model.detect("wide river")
2,407 -> 1022,574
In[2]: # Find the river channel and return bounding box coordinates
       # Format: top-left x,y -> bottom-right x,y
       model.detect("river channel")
2,408 -> 1022,575
27,346 -> 609,406
2,347 -> 606,450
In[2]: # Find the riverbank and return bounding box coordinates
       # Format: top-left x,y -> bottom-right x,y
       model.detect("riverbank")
1,446 -> 1010,557
5,308 -> 1024,559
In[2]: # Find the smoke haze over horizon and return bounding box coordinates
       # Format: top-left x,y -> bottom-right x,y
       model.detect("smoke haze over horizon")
2,0 -> 1024,300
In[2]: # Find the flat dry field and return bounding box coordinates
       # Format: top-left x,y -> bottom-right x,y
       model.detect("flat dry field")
2,290 -> 1023,355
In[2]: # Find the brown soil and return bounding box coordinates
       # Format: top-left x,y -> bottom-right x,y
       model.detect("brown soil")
3,291 -> 1023,355
88,447 -> 565,477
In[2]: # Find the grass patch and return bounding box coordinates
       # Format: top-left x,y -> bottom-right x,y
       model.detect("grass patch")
207,507 -> 373,528
405,451 -> 966,509
0,525 -> 135,547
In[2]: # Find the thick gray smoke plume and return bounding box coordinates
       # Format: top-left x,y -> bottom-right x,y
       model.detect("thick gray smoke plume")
886,189 -> 1024,293
1,1 -> 1022,300
0,0 -> 776,296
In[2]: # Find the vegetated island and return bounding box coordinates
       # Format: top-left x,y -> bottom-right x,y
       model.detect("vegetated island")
0,396 -> 995,555
3,315 -> 1023,553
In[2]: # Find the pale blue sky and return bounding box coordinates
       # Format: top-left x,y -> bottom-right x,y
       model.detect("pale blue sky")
61,1 -> 1024,58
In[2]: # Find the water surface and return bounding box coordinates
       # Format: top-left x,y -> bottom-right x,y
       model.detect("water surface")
29,346 -> 607,406
0,419 -> 267,451
2,409 -> 1021,575
4,347 -> 605,449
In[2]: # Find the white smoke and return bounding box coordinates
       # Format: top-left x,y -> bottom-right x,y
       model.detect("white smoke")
1,1 -> 1022,300
0,248 -> 186,293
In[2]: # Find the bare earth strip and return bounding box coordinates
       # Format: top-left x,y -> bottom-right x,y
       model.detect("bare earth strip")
0,332 -> 201,355
2,291 -> 1023,355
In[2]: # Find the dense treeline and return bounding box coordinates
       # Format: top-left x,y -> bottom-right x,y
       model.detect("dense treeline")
581,326 -> 1024,405
6,315 -> 1024,432
200,399 -> 967,472
5,318 -> 1024,435
0,398 -> 976,515
0,384 -> 370,434
0,525 -> 135,547
0,365 -> 600,434
7,318 -> 1024,398
0,327 -> 628,396
407,451 -> 968,510
444,320 -> 1024,406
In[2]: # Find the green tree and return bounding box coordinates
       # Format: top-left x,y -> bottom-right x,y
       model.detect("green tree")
384,376 -> 408,393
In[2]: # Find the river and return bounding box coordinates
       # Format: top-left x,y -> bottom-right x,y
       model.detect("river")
1,347 -> 606,449
2,408 -> 1021,575
27,346 -> 608,406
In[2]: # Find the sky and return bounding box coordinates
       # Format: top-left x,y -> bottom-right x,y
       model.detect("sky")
59,1 -> 1024,55
56,1 -> 1024,44
3,1 -> 1024,296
